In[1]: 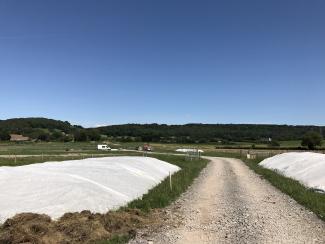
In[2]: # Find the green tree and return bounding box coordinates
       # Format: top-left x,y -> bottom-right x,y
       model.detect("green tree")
50,131 -> 64,141
0,130 -> 10,141
63,134 -> 74,142
301,131 -> 322,150
74,130 -> 88,141
87,129 -> 101,141
37,133 -> 50,141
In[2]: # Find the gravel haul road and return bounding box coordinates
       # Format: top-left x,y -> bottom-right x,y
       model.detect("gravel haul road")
131,157 -> 325,244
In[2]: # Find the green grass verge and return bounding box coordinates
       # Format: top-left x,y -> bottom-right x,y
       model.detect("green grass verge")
243,157 -> 325,221
126,154 -> 208,211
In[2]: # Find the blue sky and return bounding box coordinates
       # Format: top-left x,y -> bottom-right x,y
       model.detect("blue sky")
0,0 -> 324,127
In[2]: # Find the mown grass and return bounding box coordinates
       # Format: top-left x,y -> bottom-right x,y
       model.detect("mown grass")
4,140 -> 320,157
243,157 -> 325,221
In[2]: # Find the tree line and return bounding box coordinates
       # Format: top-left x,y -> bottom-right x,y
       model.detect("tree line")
96,123 -> 325,143
0,118 -> 99,142
0,118 -> 324,148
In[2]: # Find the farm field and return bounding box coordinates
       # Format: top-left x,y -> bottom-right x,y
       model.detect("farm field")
1,140 -> 324,156
0,141 -> 120,155
1,141 -> 325,168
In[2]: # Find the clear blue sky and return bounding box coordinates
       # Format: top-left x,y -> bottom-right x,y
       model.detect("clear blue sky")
0,0 -> 324,127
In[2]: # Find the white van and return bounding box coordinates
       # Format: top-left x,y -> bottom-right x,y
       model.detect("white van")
97,144 -> 111,150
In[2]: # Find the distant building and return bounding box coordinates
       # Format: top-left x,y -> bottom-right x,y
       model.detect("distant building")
137,144 -> 152,151
10,134 -> 30,142
143,144 -> 152,151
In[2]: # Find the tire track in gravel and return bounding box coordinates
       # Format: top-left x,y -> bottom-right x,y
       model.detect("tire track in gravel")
131,157 -> 325,244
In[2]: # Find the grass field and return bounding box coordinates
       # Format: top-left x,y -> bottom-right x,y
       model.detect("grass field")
0,141 -> 117,155
1,140 -> 324,169
2,140 -> 323,157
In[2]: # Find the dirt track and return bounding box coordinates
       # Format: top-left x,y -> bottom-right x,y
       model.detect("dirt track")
131,157 -> 325,244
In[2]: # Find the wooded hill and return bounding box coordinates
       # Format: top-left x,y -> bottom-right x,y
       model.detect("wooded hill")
0,118 -> 324,143
96,123 -> 324,143
0,118 -> 85,141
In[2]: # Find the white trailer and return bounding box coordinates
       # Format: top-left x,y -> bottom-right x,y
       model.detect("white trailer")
97,144 -> 111,150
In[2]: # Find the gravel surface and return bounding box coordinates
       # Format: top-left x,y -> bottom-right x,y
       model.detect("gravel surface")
130,157 -> 325,244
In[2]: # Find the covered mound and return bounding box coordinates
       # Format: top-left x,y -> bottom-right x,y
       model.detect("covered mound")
259,152 -> 325,192
0,156 -> 180,223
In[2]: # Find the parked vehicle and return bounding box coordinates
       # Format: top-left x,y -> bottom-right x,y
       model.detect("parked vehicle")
97,144 -> 111,150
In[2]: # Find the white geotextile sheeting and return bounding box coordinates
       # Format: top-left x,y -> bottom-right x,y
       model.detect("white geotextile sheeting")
259,152 -> 325,192
0,156 -> 180,223
176,149 -> 204,153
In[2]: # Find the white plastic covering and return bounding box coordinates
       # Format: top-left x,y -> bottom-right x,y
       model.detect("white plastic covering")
176,149 -> 204,153
259,152 -> 325,192
0,156 -> 180,223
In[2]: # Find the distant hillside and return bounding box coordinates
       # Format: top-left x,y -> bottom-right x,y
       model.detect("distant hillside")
0,118 -> 80,133
96,123 -> 325,143
0,118 -> 84,141
0,118 -> 324,143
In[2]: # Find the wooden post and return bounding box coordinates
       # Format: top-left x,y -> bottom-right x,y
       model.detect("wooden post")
14,155 -> 17,164
169,172 -> 172,191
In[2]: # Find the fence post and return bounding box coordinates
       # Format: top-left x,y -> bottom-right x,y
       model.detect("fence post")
169,172 -> 172,191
